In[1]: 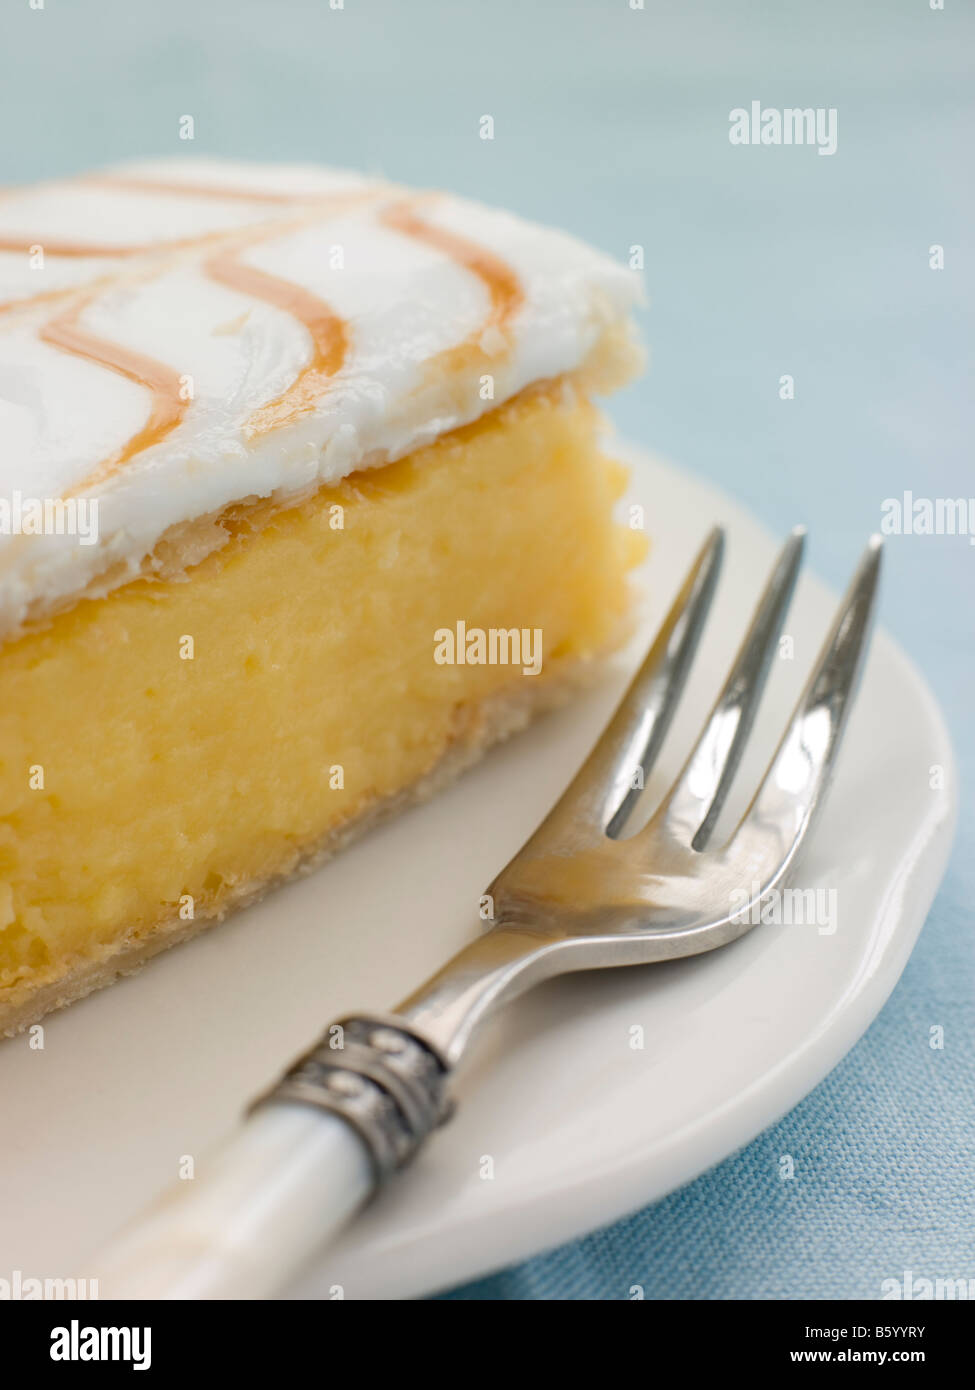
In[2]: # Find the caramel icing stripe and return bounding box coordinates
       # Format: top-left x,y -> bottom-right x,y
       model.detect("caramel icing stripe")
219,198 -> 526,440
40,302 -> 187,491
0,176 -> 381,259
29,195 -> 372,485
379,199 -> 524,349
27,185 -> 525,491
205,249 -> 348,438
0,231 -> 215,259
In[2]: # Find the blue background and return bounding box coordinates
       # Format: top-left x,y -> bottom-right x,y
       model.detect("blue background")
2,0 -> 971,1299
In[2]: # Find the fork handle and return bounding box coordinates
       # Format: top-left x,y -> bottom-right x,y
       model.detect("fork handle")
94,1016 -> 450,1299
95,927 -> 550,1298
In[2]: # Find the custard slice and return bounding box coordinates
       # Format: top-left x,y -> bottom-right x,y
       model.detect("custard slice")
0,159 -> 644,1033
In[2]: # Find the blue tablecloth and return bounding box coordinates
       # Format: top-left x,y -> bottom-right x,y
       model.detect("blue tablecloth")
3,0 -> 970,1300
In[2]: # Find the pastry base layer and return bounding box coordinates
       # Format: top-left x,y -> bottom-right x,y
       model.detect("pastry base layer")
0,383 -> 641,1034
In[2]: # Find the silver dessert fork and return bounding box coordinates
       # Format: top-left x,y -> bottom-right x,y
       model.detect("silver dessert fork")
95,525 -> 882,1299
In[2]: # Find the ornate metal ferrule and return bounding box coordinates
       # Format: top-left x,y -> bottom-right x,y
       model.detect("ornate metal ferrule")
252,1015 -> 452,1183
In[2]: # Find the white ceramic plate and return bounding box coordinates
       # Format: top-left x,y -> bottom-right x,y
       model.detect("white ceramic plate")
0,447 -> 956,1301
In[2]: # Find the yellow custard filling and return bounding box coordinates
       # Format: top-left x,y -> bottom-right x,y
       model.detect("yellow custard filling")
0,385 -> 642,1023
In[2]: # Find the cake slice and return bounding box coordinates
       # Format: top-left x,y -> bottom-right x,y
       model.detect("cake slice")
0,159 -> 644,1034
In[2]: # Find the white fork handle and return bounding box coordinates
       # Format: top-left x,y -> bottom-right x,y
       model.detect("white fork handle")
93,1104 -> 373,1299
95,1014 -> 450,1299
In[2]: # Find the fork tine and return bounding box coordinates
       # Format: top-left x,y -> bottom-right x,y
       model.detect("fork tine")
523,526 -> 724,849
732,534 -> 883,879
654,527 -> 805,850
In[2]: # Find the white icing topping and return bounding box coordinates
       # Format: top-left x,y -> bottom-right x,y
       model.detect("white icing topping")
0,158 -> 642,634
